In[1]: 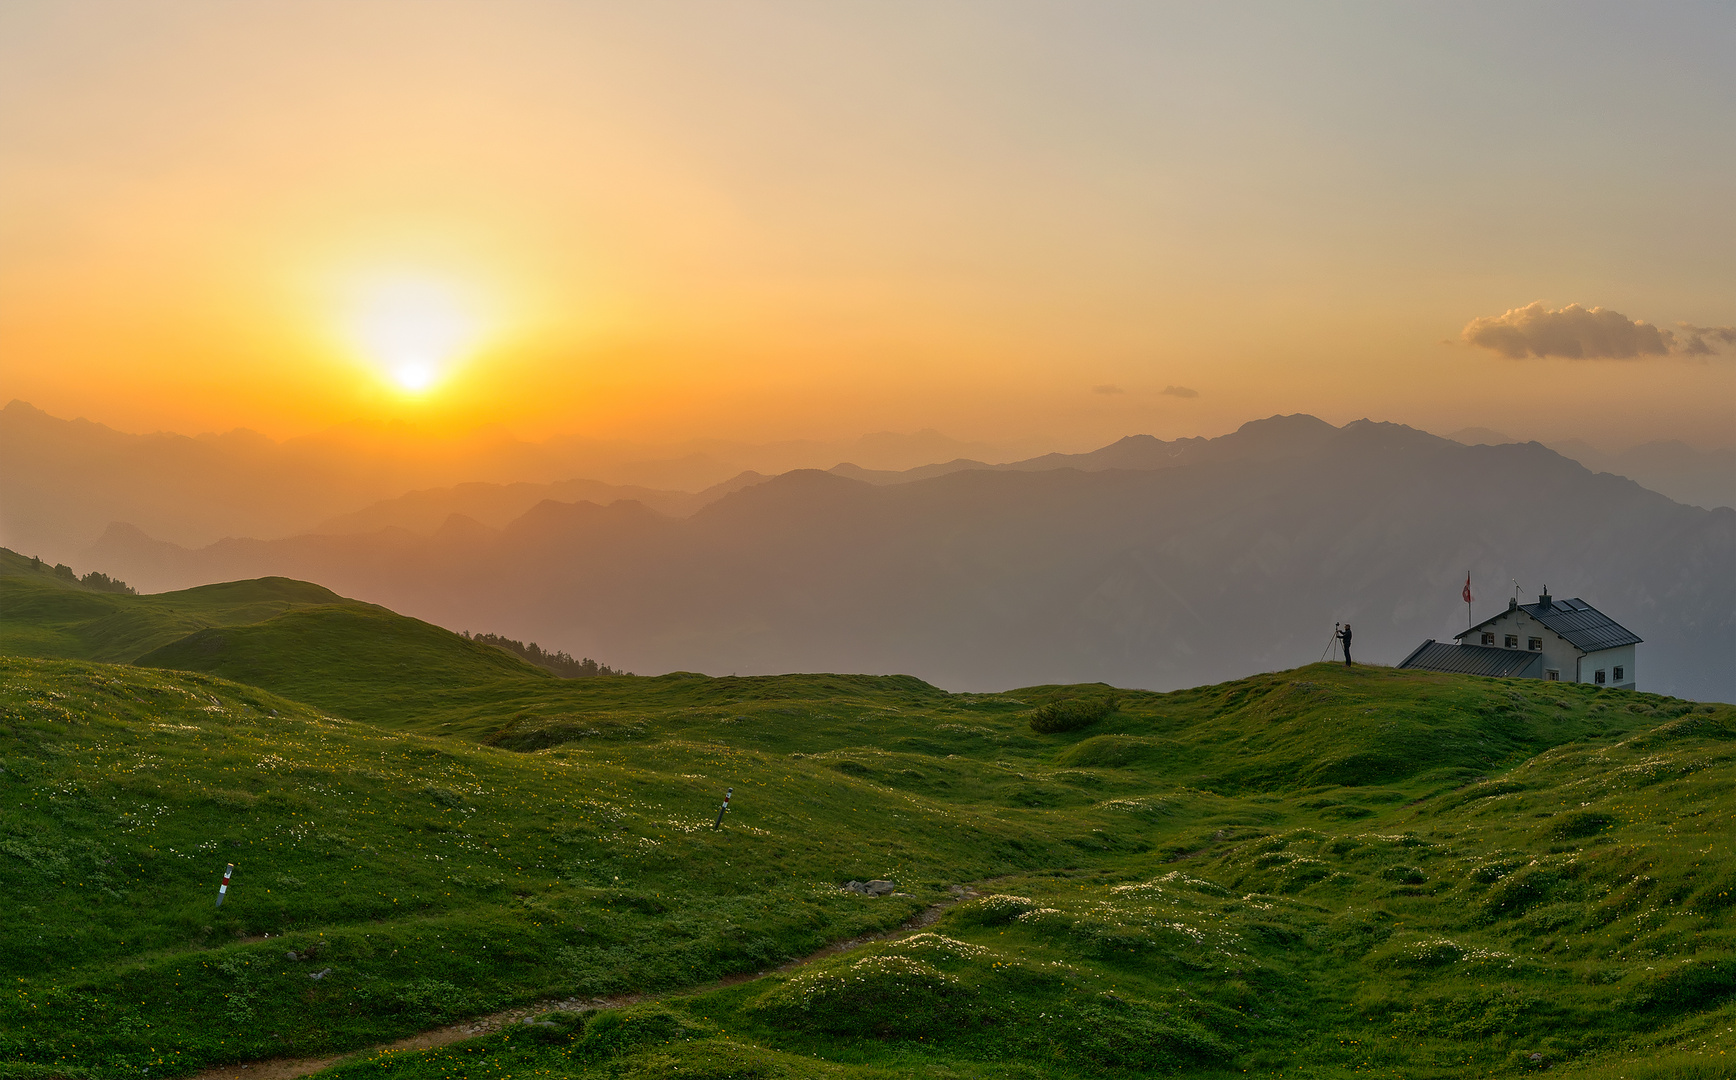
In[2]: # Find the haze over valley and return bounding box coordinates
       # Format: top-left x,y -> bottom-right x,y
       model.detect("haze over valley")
9,403 -> 1728,703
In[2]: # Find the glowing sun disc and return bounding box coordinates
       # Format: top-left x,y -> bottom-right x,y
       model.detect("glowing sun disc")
343,273 -> 489,393
393,361 -> 438,392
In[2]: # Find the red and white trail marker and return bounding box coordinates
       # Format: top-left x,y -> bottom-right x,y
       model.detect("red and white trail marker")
216,863 -> 234,907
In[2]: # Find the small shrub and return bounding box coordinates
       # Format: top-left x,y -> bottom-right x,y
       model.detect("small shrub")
1028,696 -> 1118,734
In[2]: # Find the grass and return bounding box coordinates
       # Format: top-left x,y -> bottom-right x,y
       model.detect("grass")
1,569 -> 1731,1078
0,548 -> 350,664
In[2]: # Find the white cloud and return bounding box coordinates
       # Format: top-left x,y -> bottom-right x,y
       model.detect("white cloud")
1461,302 -> 1725,359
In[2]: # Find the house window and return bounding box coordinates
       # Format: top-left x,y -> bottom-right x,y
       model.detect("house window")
1614,666 -> 1624,682
1528,637 -> 1542,651
1594,669 -> 1606,685
1545,669 -> 1560,681
1481,632 -> 1495,646
1504,634 -> 1519,649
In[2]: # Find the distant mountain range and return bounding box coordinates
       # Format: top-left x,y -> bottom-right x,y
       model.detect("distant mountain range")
0,399 -> 1008,553
67,414 -> 1735,702
1446,427 -> 1735,511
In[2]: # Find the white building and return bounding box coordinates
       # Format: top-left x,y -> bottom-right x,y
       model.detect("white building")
1398,591 -> 1641,690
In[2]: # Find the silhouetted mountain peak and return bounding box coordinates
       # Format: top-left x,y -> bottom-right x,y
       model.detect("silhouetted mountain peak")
1220,413 -> 1341,457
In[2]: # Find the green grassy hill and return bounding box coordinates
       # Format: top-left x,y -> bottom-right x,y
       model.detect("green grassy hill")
1,574 -> 1731,1079
0,547 -> 347,664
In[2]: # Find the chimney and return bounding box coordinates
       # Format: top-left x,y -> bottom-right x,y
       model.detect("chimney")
1508,597 -> 1518,612
1538,588 -> 1551,609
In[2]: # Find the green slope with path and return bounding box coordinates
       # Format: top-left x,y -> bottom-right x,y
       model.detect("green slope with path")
0,571 -> 1731,1079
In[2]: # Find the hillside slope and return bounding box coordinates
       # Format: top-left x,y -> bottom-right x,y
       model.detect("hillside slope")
0,548 -> 346,663
136,604 -> 557,720
1,649 -> 1730,1079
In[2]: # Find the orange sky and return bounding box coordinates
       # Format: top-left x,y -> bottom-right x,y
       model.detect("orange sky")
2,1 -> 1732,452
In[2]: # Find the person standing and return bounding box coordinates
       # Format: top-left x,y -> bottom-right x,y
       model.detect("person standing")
1337,624 -> 1353,666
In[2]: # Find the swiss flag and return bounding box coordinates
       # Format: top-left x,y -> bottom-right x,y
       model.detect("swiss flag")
1462,574 -> 1473,605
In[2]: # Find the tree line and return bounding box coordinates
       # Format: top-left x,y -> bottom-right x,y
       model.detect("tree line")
26,554 -> 136,594
460,631 -> 629,678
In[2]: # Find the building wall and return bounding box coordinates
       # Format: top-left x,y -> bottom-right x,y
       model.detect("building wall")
1462,607 -> 1639,689
1463,607 -> 1579,682
1581,645 -> 1637,691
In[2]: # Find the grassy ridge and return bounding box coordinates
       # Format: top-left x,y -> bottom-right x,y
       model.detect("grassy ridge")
1,571 -> 1732,1077
0,551 -> 346,664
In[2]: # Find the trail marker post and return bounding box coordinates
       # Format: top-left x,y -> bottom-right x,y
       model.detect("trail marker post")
713,787 -> 733,829
216,863 -> 235,907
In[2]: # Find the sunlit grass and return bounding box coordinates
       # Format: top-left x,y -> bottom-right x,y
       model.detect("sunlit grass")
1,560 -> 1731,1077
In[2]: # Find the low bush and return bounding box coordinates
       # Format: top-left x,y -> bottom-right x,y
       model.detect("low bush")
1028,696 -> 1118,734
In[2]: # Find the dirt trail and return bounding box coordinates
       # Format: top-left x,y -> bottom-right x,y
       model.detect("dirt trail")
189,886 -> 980,1080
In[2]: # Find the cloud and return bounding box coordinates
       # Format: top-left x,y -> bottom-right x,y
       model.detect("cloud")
1160,385 -> 1199,398
1677,323 -> 1736,356
1091,384 -> 1124,395
1462,302 -> 1729,359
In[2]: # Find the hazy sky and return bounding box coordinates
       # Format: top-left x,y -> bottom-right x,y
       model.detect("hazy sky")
2,1 -> 1732,451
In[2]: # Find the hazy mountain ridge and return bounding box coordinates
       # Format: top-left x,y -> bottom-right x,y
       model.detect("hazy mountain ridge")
79,416 -> 1736,702
1549,438 -> 1736,511
1445,424 -> 1735,510
828,413 -> 1342,485
0,400 -> 1013,554
307,472 -> 767,536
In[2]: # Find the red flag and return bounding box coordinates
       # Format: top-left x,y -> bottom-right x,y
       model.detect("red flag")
1462,574 -> 1473,604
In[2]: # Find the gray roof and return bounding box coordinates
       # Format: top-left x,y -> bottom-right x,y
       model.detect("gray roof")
1456,596 -> 1641,653
1398,640 -> 1545,679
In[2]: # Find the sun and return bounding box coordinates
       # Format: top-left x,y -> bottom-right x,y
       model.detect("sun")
343,273 -> 489,394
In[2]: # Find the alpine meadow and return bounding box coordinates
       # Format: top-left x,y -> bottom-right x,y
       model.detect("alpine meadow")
3,5 -> 1734,1080
2,550 -> 1732,1079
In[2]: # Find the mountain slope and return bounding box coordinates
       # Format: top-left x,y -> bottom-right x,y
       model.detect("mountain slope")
84,419 -> 1736,702
306,472 -> 768,536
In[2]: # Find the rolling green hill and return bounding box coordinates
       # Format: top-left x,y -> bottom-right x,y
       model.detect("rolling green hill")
0,572 -> 1731,1079
0,547 -> 348,664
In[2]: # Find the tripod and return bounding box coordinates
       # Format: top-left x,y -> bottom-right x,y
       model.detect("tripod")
1319,623 -> 1340,663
